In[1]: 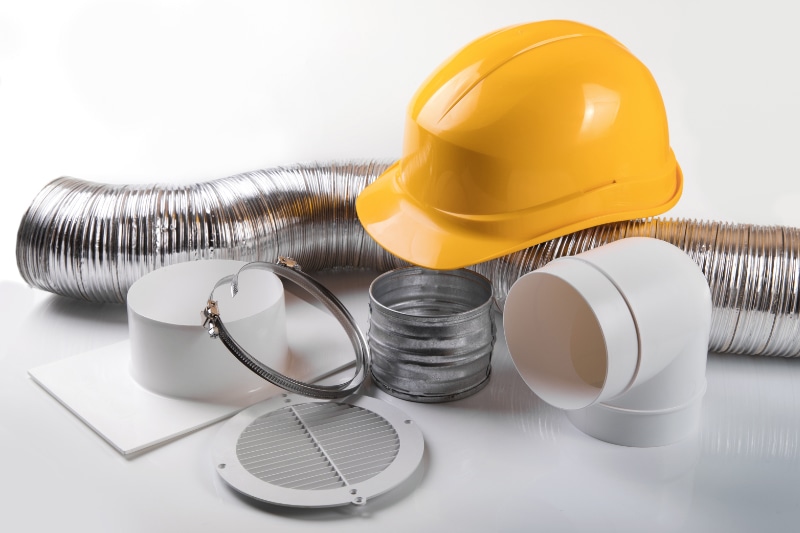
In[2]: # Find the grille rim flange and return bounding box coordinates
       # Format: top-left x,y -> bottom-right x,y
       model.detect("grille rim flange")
212,394 -> 424,508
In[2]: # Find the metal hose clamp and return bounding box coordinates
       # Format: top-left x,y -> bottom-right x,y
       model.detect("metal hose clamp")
202,257 -> 369,399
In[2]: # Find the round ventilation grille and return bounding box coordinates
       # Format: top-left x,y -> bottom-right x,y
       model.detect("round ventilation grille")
212,394 -> 424,507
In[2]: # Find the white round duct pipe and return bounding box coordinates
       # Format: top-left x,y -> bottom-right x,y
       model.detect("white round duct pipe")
503,237 -> 712,447
127,260 -> 288,402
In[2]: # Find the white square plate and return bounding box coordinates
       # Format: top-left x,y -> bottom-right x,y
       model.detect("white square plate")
28,270 -> 374,455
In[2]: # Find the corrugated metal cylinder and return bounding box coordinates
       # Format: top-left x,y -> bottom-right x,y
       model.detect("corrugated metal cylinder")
367,268 -> 495,402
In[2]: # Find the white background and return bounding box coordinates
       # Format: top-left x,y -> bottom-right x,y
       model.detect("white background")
2,2 -> 800,532
3,0 -> 800,279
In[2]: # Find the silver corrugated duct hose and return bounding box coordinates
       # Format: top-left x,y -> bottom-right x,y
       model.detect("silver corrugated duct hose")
16,160 -> 800,357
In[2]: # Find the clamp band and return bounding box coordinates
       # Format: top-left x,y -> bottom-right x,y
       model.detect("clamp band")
202,257 -> 369,399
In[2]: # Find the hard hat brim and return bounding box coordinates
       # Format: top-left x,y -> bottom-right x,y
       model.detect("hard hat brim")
356,161 -> 684,270
356,161 -> 540,270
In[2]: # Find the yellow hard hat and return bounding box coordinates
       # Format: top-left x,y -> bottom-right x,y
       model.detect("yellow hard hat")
356,20 -> 682,269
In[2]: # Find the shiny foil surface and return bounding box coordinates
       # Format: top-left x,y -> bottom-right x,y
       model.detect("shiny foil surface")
16,161 -> 800,357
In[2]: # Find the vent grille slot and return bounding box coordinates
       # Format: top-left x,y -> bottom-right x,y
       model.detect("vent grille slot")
236,402 -> 400,490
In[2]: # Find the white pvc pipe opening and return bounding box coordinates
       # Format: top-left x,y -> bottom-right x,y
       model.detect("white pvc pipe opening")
504,260 -> 639,411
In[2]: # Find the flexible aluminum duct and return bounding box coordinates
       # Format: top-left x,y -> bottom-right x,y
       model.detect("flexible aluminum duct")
16,160 -> 800,357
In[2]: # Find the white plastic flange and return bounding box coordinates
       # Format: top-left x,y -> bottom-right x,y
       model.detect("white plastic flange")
127,260 -> 288,402
503,237 -> 712,447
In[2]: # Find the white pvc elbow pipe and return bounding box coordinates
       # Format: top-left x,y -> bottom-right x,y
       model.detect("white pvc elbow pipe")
503,237 -> 712,447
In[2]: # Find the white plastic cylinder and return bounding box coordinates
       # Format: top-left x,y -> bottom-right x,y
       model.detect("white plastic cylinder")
503,237 -> 712,447
127,260 -> 288,402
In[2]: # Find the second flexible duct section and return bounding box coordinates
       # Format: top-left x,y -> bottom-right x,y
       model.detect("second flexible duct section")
16,160 -> 800,358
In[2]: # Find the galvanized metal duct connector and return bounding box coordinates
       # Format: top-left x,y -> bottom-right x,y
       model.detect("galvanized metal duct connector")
368,267 -> 496,402
15,160 -> 800,358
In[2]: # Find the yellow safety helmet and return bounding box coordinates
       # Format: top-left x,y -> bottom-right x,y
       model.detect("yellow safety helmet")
356,20 -> 682,269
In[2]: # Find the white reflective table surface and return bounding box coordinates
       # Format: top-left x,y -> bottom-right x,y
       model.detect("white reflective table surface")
2,273 -> 800,532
